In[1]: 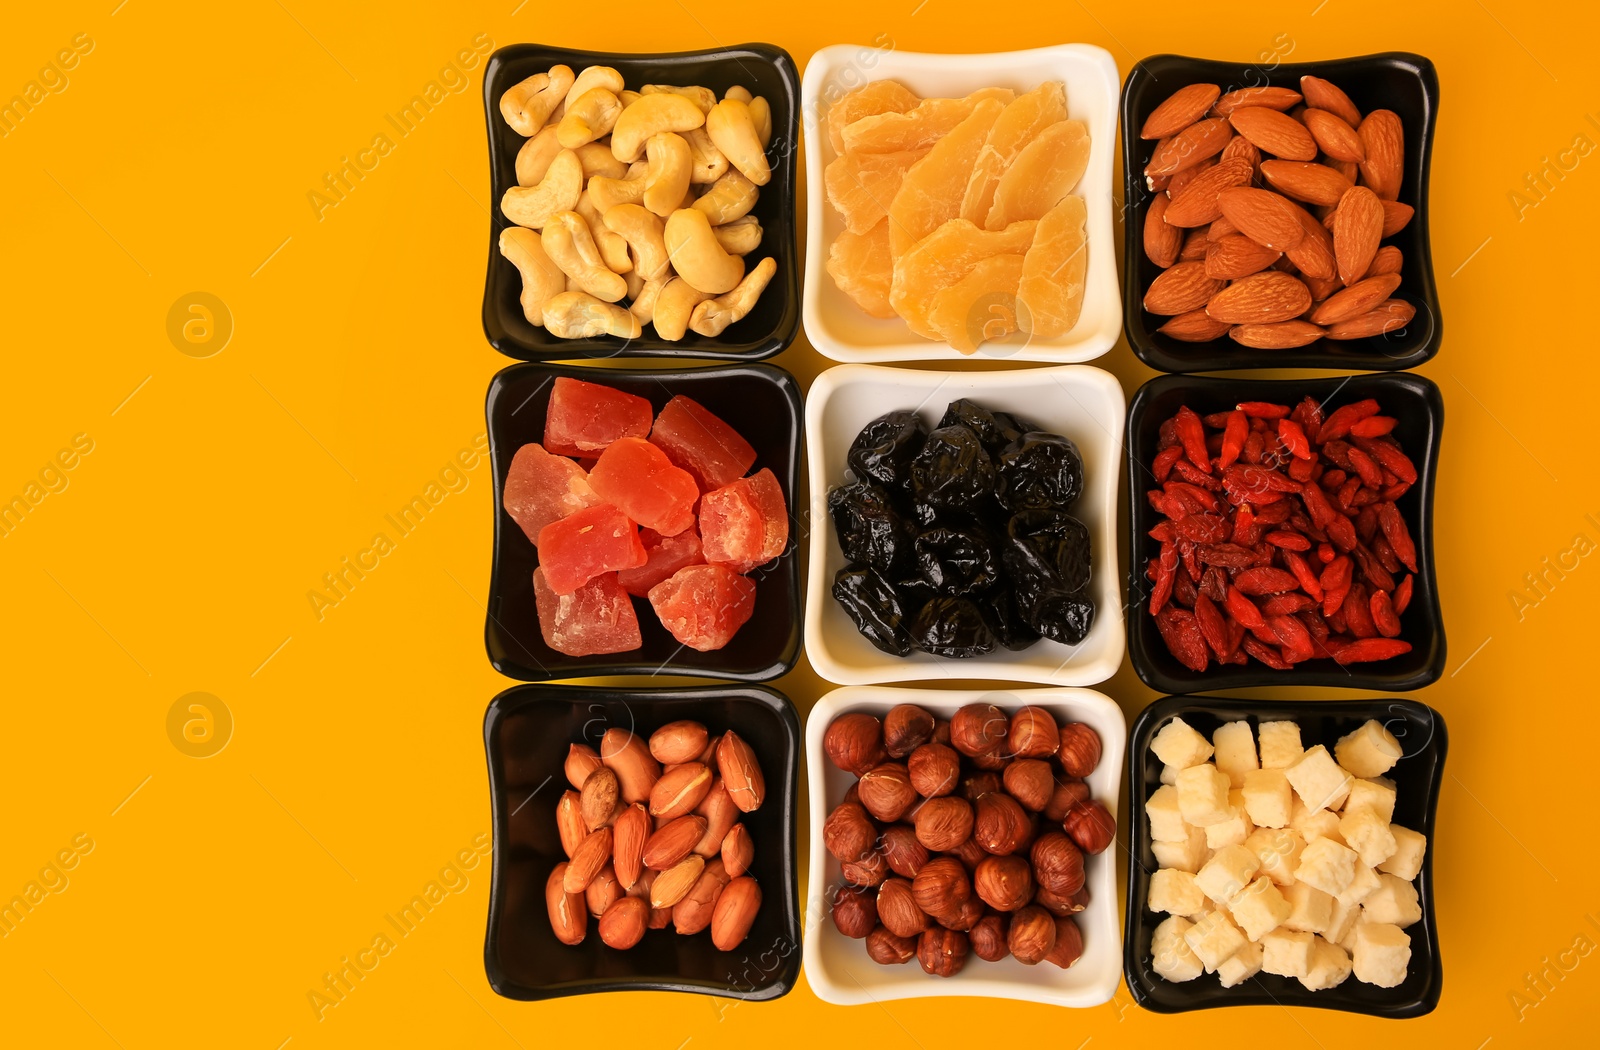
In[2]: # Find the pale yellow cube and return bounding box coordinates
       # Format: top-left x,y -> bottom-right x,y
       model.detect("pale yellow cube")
1337,914 -> 1364,953
1258,720 -> 1303,769
1353,922 -> 1411,987
1336,864 -> 1382,908
1196,844 -> 1261,905
1296,837 -> 1359,896
1380,825 -> 1428,881
1246,827 -> 1306,887
1261,927 -> 1314,978
1151,915 -> 1204,982
1152,825 -> 1210,873
1285,745 -> 1353,811
1242,768 -> 1292,829
1218,939 -> 1265,988
1177,764 -> 1233,827
1344,776 -> 1397,822
1230,876 -> 1292,941
1148,868 -> 1207,917
1299,936 -> 1353,991
1205,790 -> 1256,849
1340,807 -> 1399,868
1185,909 -> 1249,972
1291,798 -> 1345,844
1146,785 -> 1189,843
1160,762 -> 1179,786
1283,881 -> 1335,934
1151,717 -> 1215,770
1362,873 -> 1422,928
1335,719 -> 1402,778
1214,720 -> 1259,787
1325,899 -> 1361,945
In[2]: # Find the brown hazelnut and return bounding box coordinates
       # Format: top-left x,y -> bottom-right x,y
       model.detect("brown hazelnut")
831,885 -> 877,938
649,720 -> 709,765
1030,830 -> 1086,896
823,802 -> 876,863
973,854 -> 1035,912
1043,778 -> 1091,822
1035,883 -> 1090,917
1063,799 -> 1117,855
973,792 -> 1030,855
1057,722 -> 1103,778
865,926 -> 917,965
910,856 -> 970,917
969,747 -> 1010,771
883,704 -> 935,758
842,781 -> 861,807
880,824 -> 929,878
951,835 -> 987,873
917,927 -> 969,978
825,713 -> 886,775
875,877 -> 928,939
1007,905 -> 1057,964
961,770 -> 1002,802
969,914 -> 1010,961
937,894 -> 985,932
857,762 -> 918,822
1044,915 -> 1085,969
1008,705 -> 1060,759
913,795 -> 972,852
907,743 -> 961,798
1004,759 -> 1056,812
841,850 -> 889,888
949,703 -> 1008,758
931,718 -> 951,746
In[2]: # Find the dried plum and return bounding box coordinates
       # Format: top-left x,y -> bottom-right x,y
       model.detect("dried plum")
1026,586 -> 1096,646
998,432 -> 1085,511
908,597 -> 996,658
938,399 -> 1010,454
828,481 -> 911,574
847,411 -> 926,493
914,528 -> 1000,596
911,425 -> 996,514
1004,509 -> 1095,642
832,565 -> 914,656
979,588 -> 1042,651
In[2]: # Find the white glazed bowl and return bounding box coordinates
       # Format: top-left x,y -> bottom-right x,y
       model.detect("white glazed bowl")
802,685 -> 1126,1007
803,363 -> 1125,687
801,43 -> 1122,364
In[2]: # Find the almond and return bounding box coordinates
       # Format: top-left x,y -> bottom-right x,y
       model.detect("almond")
556,790 -> 586,858
1299,75 -> 1362,127
642,813 -> 707,870
1229,320 -> 1325,348
649,761 -> 713,819
1165,157 -> 1254,227
1228,106 -> 1317,161
1358,109 -> 1405,200
1158,309 -> 1232,342
1369,245 -> 1404,276
1142,261 -> 1224,315
1284,203 -> 1338,280
580,767 -> 620,830
1219,134 -> 1262,174
1205,271 -> 1313,324
1178,229 -> 1208,262
1260,160 -> 1353,206
709,875 -> 761,950
692,777 -> 740,856
721,822 -> 754,878
1212,85 -> 1302,116
612,802 -> 649,888
1217,187 -> 1305,252
1332,186 -> 1384,284
564,826 -> 612,894
1302,108 -> 1365,162
1141,82 -> 1221,139
1146,117 -> 1232,177
1165,158 -> 1214,200
649,853 -> 706,909
546,863 -> 587,945
1207,216 -> 1239,241
649,720 -> 709,765
1205,234 -> 1282,279
597,894 -> 648,949
1303,274 -> 1342,301
1310,273 -> 1404,325
1381,199 -> 1414,237
671,855 -> 729,935
716,730 -> 765,813
1323,298 -> 1416,339
1144,194 -> 1183,268
564,743 -> 603,789
600,727 -> 661,804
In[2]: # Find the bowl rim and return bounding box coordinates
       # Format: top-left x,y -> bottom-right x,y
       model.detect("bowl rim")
800,41 -> 1123,364
483,359 -> 802,682
481,680 -> 802,1001
1121,694 -> 1446,1017
1118,50 -> 1442,373
803,684 -> 1126,1007
803,361 -> 1126,687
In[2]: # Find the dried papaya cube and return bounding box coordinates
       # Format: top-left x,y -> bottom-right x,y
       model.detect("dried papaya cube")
543,376 -> 653,457
502,442 -> 598,544
615,526 -> 705,598
588,437 -> 699,537
532,568 -> 642,657
648,395 -> 757,492
535,504 -> 646,594
648,564 -> 757,651
700,468 -> 788,573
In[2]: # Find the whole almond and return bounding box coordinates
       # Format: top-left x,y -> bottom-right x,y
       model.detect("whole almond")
1380,199 -> 1414,237
1208,215 -> 1239,241
1141,82 -> 1221,139
1323,299 -> 1416,339
556,790 -> 586,858
564,826 -> 612,894
1145,117 -> 1232,177
1217,187 -> 1305,252
600,728 -> 661,804
1357,110 -> 1405,200
1310,273 -> 1403,325
1285,205 -> 1338,280
1178,229 -> 1208,262
721,823 -> 754,878
586,864 -> 623,917
612,802 -> 649,889
1143,261 -> 1225,315
1228,106 -> 1317,161
672,856 -> 729,934
597,894 -> 648,949
1369,245 -> 1404,276
565,743 -> 603,789
877,877 -> 929,938
643,814 -> 708,870
1206,235 -> 1281,280
1165,158 -> 1213,201
1229,320 -> 1326,348
649,720 -> 709,765
1164,157 -> 1254,227
1260,160 -> 1352,206
1303,274 -> 1342,302
1158,309 -> 1233,342
580,767 -> 620,830
649,761 -> 713,819
546,863 -> 587,945
710,875 -> 762,950
693,777 -> 741,856
1205,271 -> 1313,325
649,853 -> 706,909
1300,75 -> 1362,127
1212,85 -> 1302,116
1332,186 -> 1384,284
1303,108 -> 1365,162
716,731 -> 765,813
1219,134 -> 1262,173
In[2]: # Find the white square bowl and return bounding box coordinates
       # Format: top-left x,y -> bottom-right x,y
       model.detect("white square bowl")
801,43 -> 1122,364
803,685 -> 1126,1007
804,363 -> 1125,687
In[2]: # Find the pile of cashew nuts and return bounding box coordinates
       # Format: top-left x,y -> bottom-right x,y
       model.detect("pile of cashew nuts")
497,64 -> 778,342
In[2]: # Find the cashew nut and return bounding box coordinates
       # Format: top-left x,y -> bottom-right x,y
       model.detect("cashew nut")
574,194 -> 632,274
564,65 -> 624,110
501,65 -> 575,136
542,211 -> 627,302
557,88 -> 623,148
618,89 -> 641,107
604,204 -> 671,281
684,127 -> 728,184
748,96 -> 772,149
643,132 -> 693,217
725,85 -> 753,104
664,208 -> 746,294
652,278 -> 714,341
689,256 -> 776,337
498,227 -> 566,326
587,161 -> 650,212
641,84 -> 717,114
542,291 -> 642,339
623,268 -> 646,300
705,98 -> 771,186
573,142 -> 627,181
691,168 -> 759,225
516,125 -> 562,186
629,275 -> 670,324
611,93 -> 706,163
712,214 -> 763,255
502,149 -> 583,228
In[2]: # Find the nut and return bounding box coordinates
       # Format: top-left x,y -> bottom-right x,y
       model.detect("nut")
1062,800 -> 1117,855
917,927 -> 969,978
857,762 -> 918,822
565,743 -> 603,789
937,894 -> 984,932
672,856 -> 729,935
961,771 -> 1003,803
625,867 -> 654,901
716,730 -> 765,813
1057,722 -> 1103,778
931,719 -> 951,746
649,720 -> 709,765
823,802 -> 877,863
876,877 -> 928,939
611,802 -> 649,889
690,256 -> 777,337
913,796 -> 973,852
952,835 -> 988,873
950,703 -> 1009,758
721,823 -> 754,878
649,854 -> 706,909
910,856 -> 970,917
1007,905 -> 1057,965
831,885 -> 877,938
973,792 -> 1031,856
880,824 -> 929,878
1004,759 -> 1056,812
1043,915 -> 1085,969
865,927 -> 917,965
1030,831 -> 1086,896
1043,778 -> 1091,822
546,863 -> 587,945
597,894 -> 648,949
841,850 -> 889,888
883,704 -> 936,758
825,713 -> 886,775
642,814 -> 708,871
907,743 -> 961,798
564,826 -> 612,894
1034,883 -> 1090,917
969,914 -> 1009,961
709,876 -> 761,950
692,777 -> 740,857
600,728 -> 661,804
698,733 -> 721,765
648,762 -> 713,820
1008,706 -> 1060,759
969,748 -> 1010,772
649,904 -> 673,929
580,767 -> 620,830
973,854 -> 1035,912
556,790 -> 586,858
664,209 -> 746,295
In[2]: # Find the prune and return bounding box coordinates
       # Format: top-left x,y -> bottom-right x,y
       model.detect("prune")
994,411 -> 1041,446
829,482 -> 911,574
979,588 -> 1042,651
847,411 -> 926,493
939,399 -> 1010,454
911,425 -> 996,514
833,565 -> 914,656
1026,585 -> 1096,646
914,528 -> 1000,596
908,597 -> 996,658
998,432 -> 1084,512
1004,509 -> 1095,643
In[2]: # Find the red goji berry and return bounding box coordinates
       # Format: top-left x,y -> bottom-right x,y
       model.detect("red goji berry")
1320,468 -> 1348,490
1224,618 -> 1247,662
1288,456 -> 1315,482
1300,610 -> 1331,643
1203,410 -> 1235,429
1343,582 -> 1378,638
1174,571 -> 1198,607
1371,532 -> 1405,575
1326,514 -> 1358,552
1200,566 -> 1229,602
1284,550 -> 1324,602
1350,487 -> 1379,509
1278,418 -> 1313,461
1171,458 -> 1223,490
1353,544 -> 1397,594
1166,480 -> 1220,513
1156,606 -> 1210,671
1174,513 -> 1231,544
1197,543 -> 1258,569
1355,503 -> 1380,544
1355,437 -> 1418,484
1241,636 -> 1292,669
1298,479 -> 1338,530
1346,446 -> 1384,488
1349,415 -> 1397,438
1394,574 -> 1414,615
1331,637 -> 1413,664
1317,543 -> 1336,565
1268,614 -> 1315,663
1377,501 -> 1418,572
1173,406 -> 1213,475
1219,410 -> 1247,469
1150,541 -> 1177,615
1149,520 -> 1175,543
1242,430 -> 1265,465
1152,444 -> 1185,483
1233,567 -> 1300,595
1237,401 -> 1291,419
1256,500 -> 1293,526
1381,481 -> 1411,502
1370,588 -> 1402,637
1265,530 -> 1311,551
1316,399 -> 1381,443
1194,593 -> 1230,658
1335,476 -> 1362,514
1262,593 -> 1316,615
1319,556 -> 1352,615
1180,541 -> 1202,582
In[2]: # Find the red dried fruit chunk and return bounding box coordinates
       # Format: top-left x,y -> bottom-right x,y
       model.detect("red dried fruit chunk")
1331,637 -> 1412,664
502,442 -> 599,544
648,395 -> 758,493
700,468 -> 788,573
1155,606 -> 1209,671
615,526 -> 705,598
648,564 -> 757,651
1233,567 -> 1299,595
588,437 -> 700,537
532,568 -> 642,656
536,505 -> 647,594
543,377 -> 654,458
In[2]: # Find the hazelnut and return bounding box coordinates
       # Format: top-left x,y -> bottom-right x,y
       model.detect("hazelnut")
913,795 -> 972,852
1008,705 -> 1060,759
931,718 -> 951,746
857,762 -> 918,822
1004,759 -> 1056,812
1057,722 -> 1103,778
1043,778 -> 1091,822
880,824 -> 929,878
825,713 -> 886,775
969,747 -> 1010,772
952,835 -> 987,873
1035,883 -> 1090,917
969,914 -> 1010,962
1062,799 -> 1117,855
917,926 -> 969,978
949,703 -> 1008,758
841,850 -> 889,888
910,856 -> 970,917
973,792 -> 1030,856
865,926 -> 917,965
831,885 -> 877,938
1043,915 -> 1085,969
1007,905 -> 1057,964
973,854 -> 1035,912
649,720 -> 709,765
937,894 -> 985,932
907,743 -> 961,798
876,877 -> 928,938
842,781 -> 861,807
823,802 -> 876,863
1030,830 -> 1086,896
960,770 -> 1002,802
883,704 -> 935,758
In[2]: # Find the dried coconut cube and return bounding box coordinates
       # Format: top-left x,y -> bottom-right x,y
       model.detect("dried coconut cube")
1337,915 -> 1364,953
1146,785 -> 1189,843
1380,825 -> 1428,881
1362,873 -> 1422,927
1231,877 -> 1292,941
1296,837 -> 1359,896
1243,768 -> 1292,828
1344,776 -> 1397,822
1285,745 -> 1353,812
1185,909 -> 1249,972
1205,790 -> 1255,849
1324,898 -> 1361,945
1291,798 -> 1344,844
1151,916 -> 1204,982
1299,936 -> 1353,991
1258,720 -> 1303,769
1353,922 -> 1412,988
1177,764 -> 1233,827
1340,807 -> 1399,868
1261,927 -> 1314,978
1149,868 -> 1208,916
1196,844 -> 1261,905
1213,720 -> 1259,787
1218,939 -> 1265,988
1160,763 -> 1179,786
1247,827 -> 1305,887
1336,863 -> 1382,908
1283,881 -> 1335,934
1335,719 -> 1403,778
1152,825 -> 1210,873
1151,717 -> 1215,769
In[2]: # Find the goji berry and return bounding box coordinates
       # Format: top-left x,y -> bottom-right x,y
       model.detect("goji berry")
1288,456 -> 1315,482
1320,468 -> 1348,490
1370,588 -> 1402,637
1224,586 -> 1266,629
1319,556 -> 1352,615
1233,567 -> 1300,595
1149,520 -> 1175,543
1241,636 -> 1292,669
1157,417 -> 1178,449
1279,418 -> 1313,460
1335,476 -> 1362,514
1171,458 -> 1222,490
1198,543 -> 1258,569
1156,606 -> 1210,671
1355,437 -> 1418,484
1262,593 -> 1316,615
1346,446 -> 1383,488
1316,399 -> 1380,443
1371,532 -> 1405,575
1219,410 -> 1247,469
1152,444 -> 1185,483
1326,514 -> 1358,552
1284,550 -> 1324,602
1174,570 -> 1198,607
1181,541 -> 1202,582
1353,544 -> 1396,595
1349,415 -> 1397,438
1317,542 -> 1336,565
1394,574 -> 1414,615
1224,618 -> 1247,662
1174,405 -> 1212,475
1343,582 -> 1377,638
1268,614 -> 1315,663
1150,541 -> 1177,615
1237,401 -> 1291,419
1193,593 -> 1230,658
1377,501 -> 1418,572
1166,479 -> 1220,510
1294,396 -> 1325,435
1265,530 -> 1311,551
1200,566 -> 1229,603
1331,637 -> 1413,664
1256,500 -> 1293,525
1242,430 -> 1265,465
1381,481 -> 1412,502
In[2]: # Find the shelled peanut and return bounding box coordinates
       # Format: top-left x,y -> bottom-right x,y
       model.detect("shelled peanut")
547,720 -> 764,951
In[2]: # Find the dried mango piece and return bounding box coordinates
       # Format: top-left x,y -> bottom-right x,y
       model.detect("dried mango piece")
887,98 -> 1006,261
825,149 -> 926,235
925,253 -> 1027,354
889,218 -> 1037,339
1018,195 -> 1088,338
827,220 -> 896,319
986,119 -> 1090,230
842,87 -> 1014,154
826,79 -> 919,154
960,82 -> 1068,225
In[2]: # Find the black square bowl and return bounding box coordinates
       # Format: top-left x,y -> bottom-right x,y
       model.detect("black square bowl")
1125,372 -> 1445,692
484,360 -> 801,682
483,683 -> 801,1001
481,43 -> 800,361
1121,52 -> 1441,373
1124,695 -> 1446,1017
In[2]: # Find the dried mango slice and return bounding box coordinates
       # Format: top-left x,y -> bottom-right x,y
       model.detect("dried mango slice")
826,79 -> 919,154
986,119 -> 1090,230
825,149 -> 926,235
1018,195 -> 1088,337
826,219 -> 896,319
925,253 -> 1027,354
960,82 -> 1068,225
889,218 -> 1037,339
887,98 -> 1006,262
842,87 -> 1014,154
